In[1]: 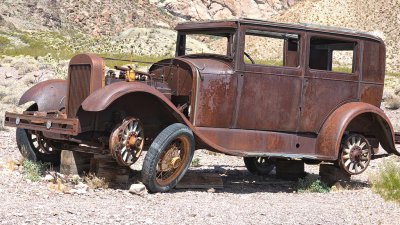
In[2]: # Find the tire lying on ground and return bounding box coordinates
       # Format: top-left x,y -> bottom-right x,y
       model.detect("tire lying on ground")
142,123 -> 195,193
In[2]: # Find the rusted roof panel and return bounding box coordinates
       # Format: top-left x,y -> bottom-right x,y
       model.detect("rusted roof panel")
175,18 -> 381,42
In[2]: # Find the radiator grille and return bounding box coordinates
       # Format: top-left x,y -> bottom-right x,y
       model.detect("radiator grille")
67,64 -> 91,118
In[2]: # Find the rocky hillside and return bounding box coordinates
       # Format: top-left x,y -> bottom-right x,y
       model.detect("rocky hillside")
162,0 -> 300,21
271,0 -> 400,73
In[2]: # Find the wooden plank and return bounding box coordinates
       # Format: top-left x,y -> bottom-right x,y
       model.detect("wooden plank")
175,173 -> 223,189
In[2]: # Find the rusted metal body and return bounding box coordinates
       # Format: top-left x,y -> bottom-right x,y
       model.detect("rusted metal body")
4,18 -> 399,170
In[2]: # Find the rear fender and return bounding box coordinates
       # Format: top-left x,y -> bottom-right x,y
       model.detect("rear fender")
316,102 -> 398,160
19,79 -> 67,111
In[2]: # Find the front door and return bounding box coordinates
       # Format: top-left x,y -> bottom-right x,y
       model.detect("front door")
233,26 -> 304,132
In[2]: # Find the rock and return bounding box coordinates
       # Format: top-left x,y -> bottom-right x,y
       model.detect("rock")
129,183 -> 147,195
44,174 -> 55,182
207,188 -> 216,193
75,183 -> 89,191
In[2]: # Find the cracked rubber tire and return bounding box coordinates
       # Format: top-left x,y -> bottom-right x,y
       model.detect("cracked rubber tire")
15,104 -> 61,165
142,123 -> 195,193
16,128 -> 61,165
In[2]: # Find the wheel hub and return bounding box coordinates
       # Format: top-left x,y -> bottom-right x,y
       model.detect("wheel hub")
340,134 -> 371,175
350,146 -> 362,163
160,147 -> 180,171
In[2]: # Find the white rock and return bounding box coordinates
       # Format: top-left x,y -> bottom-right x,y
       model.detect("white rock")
129,183 -> 147,195
44,174 -> 54,182
75,183 -> 89,192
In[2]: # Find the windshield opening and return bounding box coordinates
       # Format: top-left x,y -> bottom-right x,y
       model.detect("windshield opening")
176,31 -> 236,58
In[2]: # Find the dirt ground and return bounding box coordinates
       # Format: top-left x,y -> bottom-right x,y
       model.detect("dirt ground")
0,128 -> 400,225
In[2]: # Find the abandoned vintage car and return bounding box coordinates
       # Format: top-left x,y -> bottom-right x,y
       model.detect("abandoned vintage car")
4,18 -> 400,192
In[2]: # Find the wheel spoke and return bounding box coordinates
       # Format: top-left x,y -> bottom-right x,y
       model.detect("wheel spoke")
349,162 -> 355,172
345,159 -> 351,167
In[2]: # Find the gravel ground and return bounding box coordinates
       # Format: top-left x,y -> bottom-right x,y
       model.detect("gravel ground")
1,128 -> 400,225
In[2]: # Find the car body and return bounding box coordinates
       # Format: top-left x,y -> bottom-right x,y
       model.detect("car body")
4,18 -> 400,192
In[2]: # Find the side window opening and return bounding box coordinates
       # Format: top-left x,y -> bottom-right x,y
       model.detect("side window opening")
309,37 -> 357,73
244,29 -> 300,67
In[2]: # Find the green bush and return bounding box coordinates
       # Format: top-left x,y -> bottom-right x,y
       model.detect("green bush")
295,174 -> 330,193
191,158 -> 200,166
21,159 -> 50,182
370,159 -> 400,203
0,36 -> 10,47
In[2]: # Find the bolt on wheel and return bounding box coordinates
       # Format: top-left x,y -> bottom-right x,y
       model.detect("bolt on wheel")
110,118 -> 144,166
339,134 -> 371,175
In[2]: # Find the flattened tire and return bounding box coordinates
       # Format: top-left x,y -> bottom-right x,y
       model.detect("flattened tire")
142,123 -> 195,193
244,157 -> 274,176
16,128 -> 61,165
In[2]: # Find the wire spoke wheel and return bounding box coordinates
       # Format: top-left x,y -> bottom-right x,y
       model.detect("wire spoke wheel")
340,134 -> 371,175
27,132 -> 58,154
155,137 -> 190,186
142,123 -> 195,193
110,118 -> 144,166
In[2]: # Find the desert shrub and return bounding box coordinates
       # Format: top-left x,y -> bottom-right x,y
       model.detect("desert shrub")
370,159 -> 400,203
21,159 -> 50,182
191,158 -> 200,166
295,174 -> 330,193
386,95 -> 400,110
83,173 -> 109,189
0,36 -> 9,47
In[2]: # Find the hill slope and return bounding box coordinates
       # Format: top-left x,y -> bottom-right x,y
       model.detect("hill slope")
272,0 -> 400,73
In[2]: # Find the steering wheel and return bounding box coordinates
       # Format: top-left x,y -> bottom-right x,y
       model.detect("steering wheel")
244,52 -> 255,64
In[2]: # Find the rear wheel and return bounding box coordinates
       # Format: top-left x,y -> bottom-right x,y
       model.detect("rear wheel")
244,157 -> 275,176
339,134 -> 371,175
142,123 -> 194,193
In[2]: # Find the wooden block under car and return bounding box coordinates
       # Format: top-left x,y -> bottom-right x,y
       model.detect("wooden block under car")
60,150 -> 93,175
275,160 -> 306,180
319,164 -> 351,187
90,155 -> 130,184
175,173 -> 223,189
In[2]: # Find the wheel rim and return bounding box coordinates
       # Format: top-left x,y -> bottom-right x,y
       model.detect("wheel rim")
28,132 -> 57,154
155,136 -> 190,186
110,118 -> 144,166
340,134 -> 371,175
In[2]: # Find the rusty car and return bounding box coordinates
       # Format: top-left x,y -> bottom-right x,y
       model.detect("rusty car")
4,18 -> 400,192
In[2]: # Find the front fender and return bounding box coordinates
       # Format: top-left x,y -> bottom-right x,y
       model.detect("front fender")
81,82 -> 174,112
316,102 -> 398,160
19,79 -> 67,111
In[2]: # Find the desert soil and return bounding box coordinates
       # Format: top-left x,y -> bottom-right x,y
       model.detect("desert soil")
0,127 -> 400,225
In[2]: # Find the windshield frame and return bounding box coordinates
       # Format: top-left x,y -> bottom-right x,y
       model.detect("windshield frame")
175,29 -> 238,59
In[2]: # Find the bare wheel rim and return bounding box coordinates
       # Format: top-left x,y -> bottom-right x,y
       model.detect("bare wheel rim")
155,136 -> 190,186
110,118 -> 144,166
340,134 -> 371,175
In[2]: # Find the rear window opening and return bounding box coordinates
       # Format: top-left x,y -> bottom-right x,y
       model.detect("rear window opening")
309,37 -> 357,73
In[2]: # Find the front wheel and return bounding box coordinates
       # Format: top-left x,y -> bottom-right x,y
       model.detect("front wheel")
16,128 -> 61,165
142,123 -> 195,193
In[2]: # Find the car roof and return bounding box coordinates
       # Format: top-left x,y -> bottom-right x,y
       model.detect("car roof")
175,18 -> 382,42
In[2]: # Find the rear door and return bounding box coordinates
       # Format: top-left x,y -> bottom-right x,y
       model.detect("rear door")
232,25 -> 304,132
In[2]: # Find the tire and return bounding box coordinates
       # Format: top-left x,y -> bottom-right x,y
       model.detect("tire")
15,104 -> 61,165
244,157 -> 275,176
142,123 -> 195,193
